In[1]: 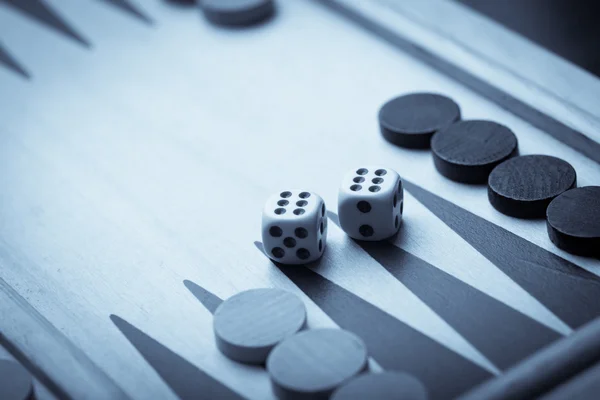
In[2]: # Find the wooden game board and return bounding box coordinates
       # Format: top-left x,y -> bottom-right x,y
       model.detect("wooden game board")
1,1 -> 599,399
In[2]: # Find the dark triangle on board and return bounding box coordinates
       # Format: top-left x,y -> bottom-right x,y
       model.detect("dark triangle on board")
254,241 -> 492,400
403,179 -> 600,329
0,44 -> 29,79
326,209 -> 562,370
184,279 -> 223,314
1,0 -> 90,47
110,315 -> 246,400
98,0 -> 153,24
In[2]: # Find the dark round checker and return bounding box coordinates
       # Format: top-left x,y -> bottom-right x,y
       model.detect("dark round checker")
201,0 -> 275,27
213,288 -> 306,364
267,329 -> 368,400
378,93 -> 461,149
431,120 -> 518,184
0,360 -> 35,400
547,186 -> 600,257
488,155 -> 577,219
331,371 -> 428,400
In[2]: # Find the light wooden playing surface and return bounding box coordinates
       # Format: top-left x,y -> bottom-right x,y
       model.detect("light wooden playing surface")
1,1 -> 599,399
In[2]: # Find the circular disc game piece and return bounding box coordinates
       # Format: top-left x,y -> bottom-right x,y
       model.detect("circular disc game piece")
331,371 -> 428,400
201,0 -> 274,27
547,186 -> 600,257
213,288 -> 306,364
267,329 -> 368,400
488,155 -> 577,219
0,360 -> 35,400
431,120 -> 518,183
378,93 -> 461,149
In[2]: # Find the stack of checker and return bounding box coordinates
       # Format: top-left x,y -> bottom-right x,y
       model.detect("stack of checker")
379,92 -> 599,257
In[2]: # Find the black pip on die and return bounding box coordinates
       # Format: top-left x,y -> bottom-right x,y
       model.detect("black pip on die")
262,190 -> 328,264
338,166 -> 403,241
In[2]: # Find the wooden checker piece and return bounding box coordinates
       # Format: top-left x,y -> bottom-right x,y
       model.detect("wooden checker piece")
378,93 -> 461,149
488,155 -> 577,219
213,288 -> 306,364
431,120 -> 518,183
0,360 -> 35,400
331,371 -> 428,400
266,329 -> 368,400
547,186 -> 600,257
201,0 -> 275,27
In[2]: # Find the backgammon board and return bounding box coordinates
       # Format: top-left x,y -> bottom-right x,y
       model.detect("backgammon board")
1,1 -> 599,399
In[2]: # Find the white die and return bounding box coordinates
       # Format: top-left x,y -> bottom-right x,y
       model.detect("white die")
262,190 -> 328,265
338,166 -> 403,241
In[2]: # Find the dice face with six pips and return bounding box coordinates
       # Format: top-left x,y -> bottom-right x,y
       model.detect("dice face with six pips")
338,166 -> 403,241
262,190 -> 328,264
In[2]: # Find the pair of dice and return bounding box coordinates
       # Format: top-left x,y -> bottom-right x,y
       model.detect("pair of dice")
262,166 -> 404,264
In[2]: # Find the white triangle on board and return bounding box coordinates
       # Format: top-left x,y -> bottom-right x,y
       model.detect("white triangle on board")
312,221 -> 499,374
393,191 -> 571,336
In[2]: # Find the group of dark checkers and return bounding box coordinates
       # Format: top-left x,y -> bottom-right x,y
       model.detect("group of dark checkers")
1,0 -> 600,400
218,85 -> 600,400
248,98 -> 598,398
218,1 -> 599,398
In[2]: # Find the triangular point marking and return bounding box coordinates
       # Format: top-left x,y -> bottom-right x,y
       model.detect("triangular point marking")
403,179 -> 600,329
0,44 -> 30,79
110,315 -> 246,400
99,0 -> 153,24
2,0 -> 90,47
183,280 -> 223,314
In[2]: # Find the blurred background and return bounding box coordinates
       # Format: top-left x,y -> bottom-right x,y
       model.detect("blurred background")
458,0 -> 600,77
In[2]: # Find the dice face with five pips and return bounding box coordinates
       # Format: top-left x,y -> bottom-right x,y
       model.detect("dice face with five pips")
262,190 -> 328,265
338,166 -> 403,241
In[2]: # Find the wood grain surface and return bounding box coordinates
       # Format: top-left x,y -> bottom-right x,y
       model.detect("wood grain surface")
547,186 -> 600,256
333,0 -> 600,161
539,360 -> 600,400
266,329 -> 368,400
431,120 -> 518,183
0,1 -> 599,399
458,316 -> 600,400
0,278 -> 128,400
213,288 -> 306,364
378,92 -> 461,148
330,371 -> 428,400
488,155 -> 577,219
